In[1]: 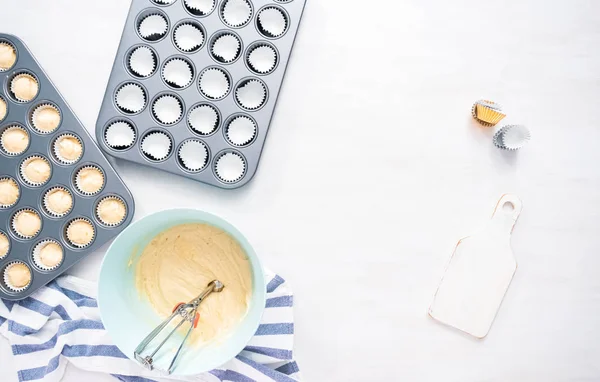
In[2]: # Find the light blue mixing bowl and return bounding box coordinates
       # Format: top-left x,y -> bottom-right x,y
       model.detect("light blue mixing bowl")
97,209 -> 266,376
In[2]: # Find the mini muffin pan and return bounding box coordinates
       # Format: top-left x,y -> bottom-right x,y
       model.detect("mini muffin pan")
96,0 -> 306,188
0,34 -> 135,300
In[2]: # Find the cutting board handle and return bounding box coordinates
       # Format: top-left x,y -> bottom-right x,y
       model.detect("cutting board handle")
490,194 -> 523,235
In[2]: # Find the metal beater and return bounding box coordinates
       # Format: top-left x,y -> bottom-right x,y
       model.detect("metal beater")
134,280 -> 225,374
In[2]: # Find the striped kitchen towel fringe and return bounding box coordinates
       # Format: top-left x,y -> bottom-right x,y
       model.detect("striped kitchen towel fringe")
0,271 -> 300,382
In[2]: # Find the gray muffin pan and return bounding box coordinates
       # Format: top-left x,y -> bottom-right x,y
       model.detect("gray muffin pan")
0,34 -> 135,300
96,0 -> 306,189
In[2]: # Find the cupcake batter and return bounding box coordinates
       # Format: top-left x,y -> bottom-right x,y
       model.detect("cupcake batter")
37,241 -> 63,269
0,98 -> 7,120
11,74 -> 38,101
55,135 -> 82,162
2,127 -> 29,154
22,157 -> 51,184
0,233 -> 9,258
0,43 -> 16,70
134,223 -> 252,345
5,263 -> 31,290
33,105 -> 61,133
67,219 -> 94,247
76,167 -> 104,194
0,178 -> 19,207
97,197 -> 126,225
45,188 -> 72,215
14,210 -> 41,238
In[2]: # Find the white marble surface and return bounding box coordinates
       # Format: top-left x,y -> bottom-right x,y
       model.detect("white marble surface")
2,0 -> 600,380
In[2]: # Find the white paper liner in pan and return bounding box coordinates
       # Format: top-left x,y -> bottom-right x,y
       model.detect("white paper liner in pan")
257,6 -> 288,38
74,165 -> 105,196
128,46 -> 157,78
141,131 -> 172,161
0,177 -> 19,209
493,125 -> 531,151
1,125 -> 29,156
0,41 -> 17,72
11,208 -> 42,240
31,103 -> 61,134
173,22 -> 205,52
138,13 -> 168,41
20,156 -> 51,187
184,0 -> 216,16
235,79 -> 267,110
221,0 -> 253,27
199,68 -> 230,100
10,72 -> 39,103
162,58 -> 194,88
153,0 -> 176,4
225,115 -> 257,147
3,261 -> 32,293
95,195 -> 127,227
0,96 -> 7,122
65,218 -> 96,248
104,121 -> 136,150
152,94 -> 183,125
115,83 -> 146,114
32,240 -> 64,271
210,33 -> 241,63
214,151 -> 246,183
188,104 -> 219,135
0,231 -> 9,260
53,133 -> 83,165
43,186 -> 73,218
178,139 -> 209,172
247,43 -> 278,74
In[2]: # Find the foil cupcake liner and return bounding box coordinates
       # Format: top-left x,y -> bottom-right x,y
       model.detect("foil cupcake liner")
257,6 -> 289,38
95,195 -> 128,227
161,57 -> 194,89
104,120 -> 136,150
184,0 -> 216,16
43,186 -> 73,218
53,133 -> 83,165
220,0 -> 253,28
20,155 -> 51,187
115,83 -> 147,114
246,43 -> 278,74
0,231 -> 9,260
11,208 -> 42,239
225,115 -> 257,147
188,104 -> 220,135
138,13 -> 169,41
10,72 -> 39,103
235,79 -> 267,110
0,41 -> 17,72
65,218 -> 96,248
153,0 -> 177,5
30,103 -> 62,134
173,22 -> 205,52
3,261 -> 32,293
32,240 -> 64,271
141,131 -> 172,161
178,139 -> 209,172
210,32 -> 241,63
1,125 -> 29,156
152,94 -> 183,125
0,96 -> 7,122
74,165 -> 105,196
128,46 -> 157,78
199,67 -> 231,100
493,125 -> 531,151
471,99 -> 506,127
214,151 -> 246,183
0,177 -> 19,209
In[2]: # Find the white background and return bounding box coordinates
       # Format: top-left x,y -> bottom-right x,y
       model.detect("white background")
1,0 -> 600,380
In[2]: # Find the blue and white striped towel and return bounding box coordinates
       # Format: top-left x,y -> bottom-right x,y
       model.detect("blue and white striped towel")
0,271 -> 300,382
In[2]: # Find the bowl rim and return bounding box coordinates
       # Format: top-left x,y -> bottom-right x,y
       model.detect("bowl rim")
97,208 -> 266,375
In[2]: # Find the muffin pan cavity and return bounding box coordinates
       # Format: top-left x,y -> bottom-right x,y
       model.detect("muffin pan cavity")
96,0 -> 306,188
0,34 -> 134,300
